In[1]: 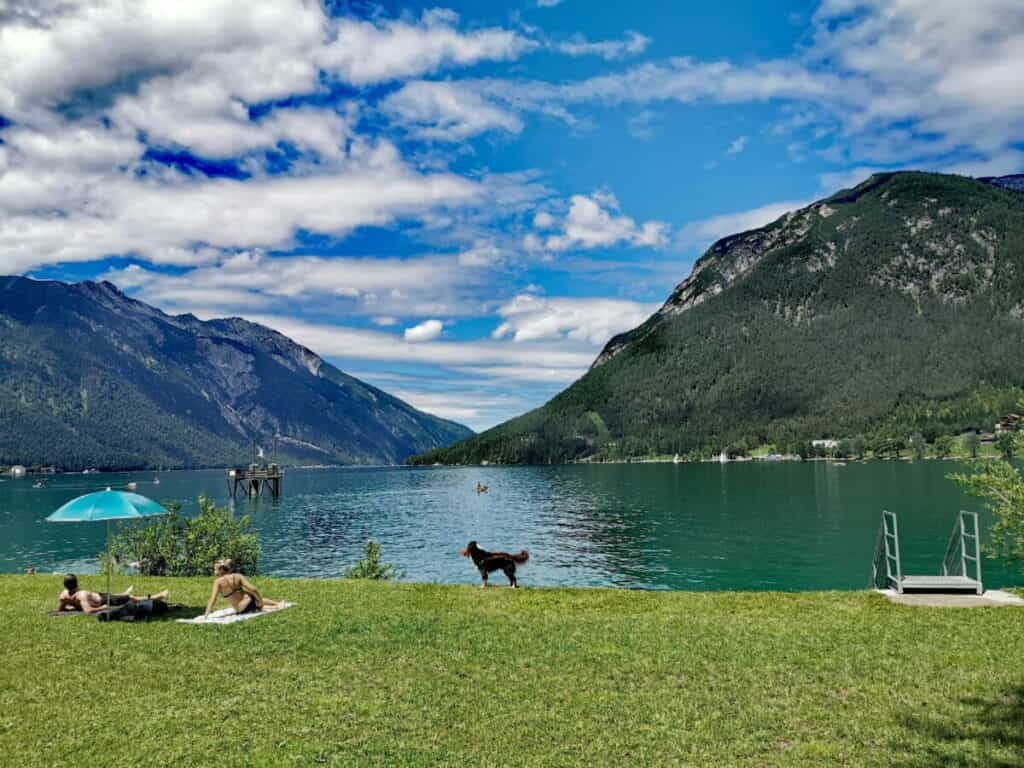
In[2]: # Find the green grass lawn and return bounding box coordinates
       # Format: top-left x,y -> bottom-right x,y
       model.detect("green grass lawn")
2,576 -> 1022,767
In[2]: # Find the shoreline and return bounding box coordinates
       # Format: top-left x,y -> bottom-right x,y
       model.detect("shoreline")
6,572 -> 1023,592
6,453 -> 1003,474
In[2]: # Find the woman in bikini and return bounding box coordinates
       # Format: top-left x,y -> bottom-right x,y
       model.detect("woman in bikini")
204,559 -> 286,617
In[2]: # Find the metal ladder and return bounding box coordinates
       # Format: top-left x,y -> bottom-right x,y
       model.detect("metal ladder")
871,510 -> 983,594
871,510 -> 902,591
941,511 -> 983,594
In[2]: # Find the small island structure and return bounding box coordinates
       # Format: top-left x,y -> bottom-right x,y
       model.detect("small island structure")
226,463 -> 284,498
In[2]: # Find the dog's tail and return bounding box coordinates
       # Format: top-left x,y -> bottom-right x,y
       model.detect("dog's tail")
512,549 -> 529,564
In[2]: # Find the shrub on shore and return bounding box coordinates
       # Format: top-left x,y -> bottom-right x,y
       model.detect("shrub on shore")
949,454 -> 1024,568
342,539 -> 402,580
108,494 -> 260,576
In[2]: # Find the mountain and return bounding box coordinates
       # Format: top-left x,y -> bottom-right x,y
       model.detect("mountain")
412,172 -> 1024,465
981,174 -> 1024,194
0,277 -> 472,469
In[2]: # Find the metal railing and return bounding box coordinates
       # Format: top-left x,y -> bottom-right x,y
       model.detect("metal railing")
871,510 -> 903,592
941,510 -> 983,594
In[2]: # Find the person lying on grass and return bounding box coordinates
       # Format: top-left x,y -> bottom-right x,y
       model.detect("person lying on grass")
58,574 -> 169,614
205,559 -> 286,617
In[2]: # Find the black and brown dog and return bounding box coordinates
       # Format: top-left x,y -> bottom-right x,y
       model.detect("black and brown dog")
461,541 -> 529,588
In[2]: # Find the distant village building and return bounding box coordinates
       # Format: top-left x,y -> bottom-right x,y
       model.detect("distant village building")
812,439 -> 839,450
10,465 -> 26,478
995,414 -> 1022,433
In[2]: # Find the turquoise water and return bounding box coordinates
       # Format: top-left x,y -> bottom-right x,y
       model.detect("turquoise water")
1,461 -> 1019,590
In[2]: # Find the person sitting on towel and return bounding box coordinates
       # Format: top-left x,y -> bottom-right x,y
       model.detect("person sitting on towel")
58,574 -> 169,614
204,559 -> 286,617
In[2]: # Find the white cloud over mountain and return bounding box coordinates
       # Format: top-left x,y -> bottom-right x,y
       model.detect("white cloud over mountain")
541,191 -> 669,252
492,294 -> 659,345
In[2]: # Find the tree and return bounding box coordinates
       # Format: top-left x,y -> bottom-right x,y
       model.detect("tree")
948,460 -> 1024,567
963,431 -> 981,459
995,431 -> 1017,460
934,434 -> 955,459
726,439 -> 750,459
851,435 -> 868,460
891,437 -> 906,459
909,432 -> 927,460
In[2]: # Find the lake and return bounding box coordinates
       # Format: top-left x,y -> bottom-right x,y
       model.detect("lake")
1,461 -> 1020,591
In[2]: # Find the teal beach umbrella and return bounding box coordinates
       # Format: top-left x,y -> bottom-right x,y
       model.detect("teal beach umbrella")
47,488 -> 170,604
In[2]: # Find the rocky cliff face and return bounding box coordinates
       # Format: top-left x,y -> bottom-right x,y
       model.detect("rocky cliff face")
596,172 -> 1017,369
0,277 -> 472,469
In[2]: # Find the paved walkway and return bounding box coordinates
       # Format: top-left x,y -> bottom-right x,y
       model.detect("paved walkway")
878,589 -> 1024,608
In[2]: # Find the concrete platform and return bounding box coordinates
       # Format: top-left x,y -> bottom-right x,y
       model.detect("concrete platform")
877,589 -> 1024,608
894,574 -> 981,593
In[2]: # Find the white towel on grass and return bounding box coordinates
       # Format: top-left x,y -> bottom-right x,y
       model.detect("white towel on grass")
176,602 -> 296,625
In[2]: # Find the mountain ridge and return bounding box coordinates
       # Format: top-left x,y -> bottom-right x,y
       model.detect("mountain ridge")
0,276 -> 472,469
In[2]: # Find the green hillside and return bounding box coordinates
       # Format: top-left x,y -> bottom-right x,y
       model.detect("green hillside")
412,172 -> 1024,464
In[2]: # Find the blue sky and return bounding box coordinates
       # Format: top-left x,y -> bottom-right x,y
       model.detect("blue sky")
3,0 -> 1023,429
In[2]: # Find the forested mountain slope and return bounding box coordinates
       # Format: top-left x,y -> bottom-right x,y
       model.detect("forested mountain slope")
0,277 -> 472,469
412,172 -> 1024,464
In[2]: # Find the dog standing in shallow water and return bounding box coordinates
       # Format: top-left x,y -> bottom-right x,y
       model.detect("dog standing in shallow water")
461,541 -> 529,588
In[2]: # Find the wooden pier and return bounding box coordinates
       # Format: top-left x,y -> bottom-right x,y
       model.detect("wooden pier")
226,464 -> 283,498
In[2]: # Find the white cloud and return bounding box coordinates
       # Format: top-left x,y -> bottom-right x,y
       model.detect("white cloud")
473,1 -> 1024,174
113,85 -> 352,159
477,57 -> 836,114
676,199 -> 811,251
404,319 -> 444,342
0,0 -> 325,119
725,135 -> 748,155
0,132 -> 480,273
491,294 -> 658,344
0,2 -> 560,276
543,191 -> 669,252
456,240 -> 504,267
245,315 -> 598,372
386,390 -> 483,423
318,9 -> 535,86
627,109 -> 659,141
453,365 -> 582,384
556,31 -> 650,60
817,166 -> 887,193
532,211 -> 555,229
101,249 -> 491,320
381,80 -> 522,141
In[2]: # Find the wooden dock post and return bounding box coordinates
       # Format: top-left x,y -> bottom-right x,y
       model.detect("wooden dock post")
226,463 -> 283,499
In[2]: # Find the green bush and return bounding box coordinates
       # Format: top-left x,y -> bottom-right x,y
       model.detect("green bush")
949,460 -> 1024,567
934,435 -> 955,458
343,540 -> 402,580
108,495 -> 261,576
995,431 -> 1017,460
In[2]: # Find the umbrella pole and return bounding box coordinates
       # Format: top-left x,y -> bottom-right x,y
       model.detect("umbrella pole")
106,519 -> 111,603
